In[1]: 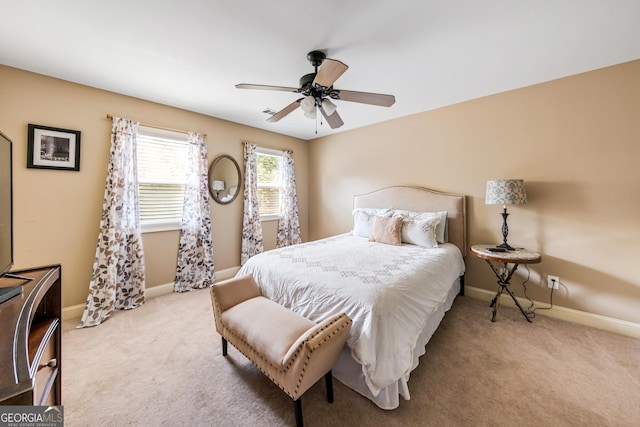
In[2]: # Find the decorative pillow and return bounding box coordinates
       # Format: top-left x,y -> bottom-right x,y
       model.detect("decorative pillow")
401,217 -> 440,248
352,208 -> 393,238
369,215 -> 403,246
393,209 -> 448,243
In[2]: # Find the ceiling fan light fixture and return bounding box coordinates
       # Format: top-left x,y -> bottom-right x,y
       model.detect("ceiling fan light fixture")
300,95 -> 316,113
321,98 -> 337,116
304,108 -> 317,119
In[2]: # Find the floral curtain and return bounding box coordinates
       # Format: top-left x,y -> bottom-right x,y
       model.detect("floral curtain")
276,150 -> 302,248
174,132 -> 215,292
78,117 -> 145,328
241,141 -> 263,265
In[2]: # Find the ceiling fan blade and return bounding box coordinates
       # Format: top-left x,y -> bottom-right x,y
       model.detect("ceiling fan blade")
267,99 -> 302,123
236,83 -> 300,92
320,106 -> 344,129
313,59 -> 348,88
334,89 -> 396,107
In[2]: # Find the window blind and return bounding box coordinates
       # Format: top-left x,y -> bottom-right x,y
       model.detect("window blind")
256,150 -> 283,217
137,127 -> 189,228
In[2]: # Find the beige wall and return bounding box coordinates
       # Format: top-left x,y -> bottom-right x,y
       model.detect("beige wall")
3,60 -> 638,325
0,65 -> 308,309
309,60 -> 640,324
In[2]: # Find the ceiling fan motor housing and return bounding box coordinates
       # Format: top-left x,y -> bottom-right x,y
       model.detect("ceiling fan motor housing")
299,73 -> 316,90
299,72 -> 333,107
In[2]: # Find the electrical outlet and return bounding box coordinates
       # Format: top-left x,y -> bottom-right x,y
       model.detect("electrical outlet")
547,275 -> 559,289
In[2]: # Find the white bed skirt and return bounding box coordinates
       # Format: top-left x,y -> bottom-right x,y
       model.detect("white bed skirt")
332,277 -> 461,410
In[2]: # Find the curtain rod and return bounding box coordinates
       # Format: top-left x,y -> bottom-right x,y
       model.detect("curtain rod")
243,141 -> 293,154
106,114 -> 207,137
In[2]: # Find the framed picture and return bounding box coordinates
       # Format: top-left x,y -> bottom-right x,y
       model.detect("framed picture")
27,124 -> 81,171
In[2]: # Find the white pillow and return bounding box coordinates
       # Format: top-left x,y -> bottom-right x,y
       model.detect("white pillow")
352,207 -> 392,217
401,217 -> 440,248
393,209 -> 448,243
352,208 -> 393,238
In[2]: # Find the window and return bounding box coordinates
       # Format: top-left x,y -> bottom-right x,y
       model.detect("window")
256,148 -> 283,220
136,126 -> 189,231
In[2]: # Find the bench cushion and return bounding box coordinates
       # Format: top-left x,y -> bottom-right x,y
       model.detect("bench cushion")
221,296 -> 315,366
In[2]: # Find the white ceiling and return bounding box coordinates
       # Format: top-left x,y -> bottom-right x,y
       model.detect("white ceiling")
2,1 -> 639,140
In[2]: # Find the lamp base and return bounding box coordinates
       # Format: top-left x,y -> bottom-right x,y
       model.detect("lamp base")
496,207 -> 516,251
495,242 -> 516,251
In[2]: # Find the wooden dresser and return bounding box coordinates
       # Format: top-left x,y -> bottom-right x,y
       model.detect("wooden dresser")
0,265 -> 62,405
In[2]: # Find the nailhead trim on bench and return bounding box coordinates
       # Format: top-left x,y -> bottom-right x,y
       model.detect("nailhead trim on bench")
222,314 -> 350,399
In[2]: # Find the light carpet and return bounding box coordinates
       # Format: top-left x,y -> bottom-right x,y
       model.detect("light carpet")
61,289 -> 640,426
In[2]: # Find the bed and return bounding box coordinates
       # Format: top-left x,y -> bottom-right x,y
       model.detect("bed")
236,186 -> 467,409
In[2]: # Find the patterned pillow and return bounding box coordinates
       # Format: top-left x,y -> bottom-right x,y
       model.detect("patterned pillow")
369,215 -> 403,246
393,210 -> 448,243
400,217 -> 440,248
352,208 -> 393,238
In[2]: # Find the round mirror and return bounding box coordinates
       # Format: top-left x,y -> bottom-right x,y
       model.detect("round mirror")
208,155 -> 242,205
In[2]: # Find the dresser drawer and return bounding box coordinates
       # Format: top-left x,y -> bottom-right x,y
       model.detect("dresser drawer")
33,324 -> 59,406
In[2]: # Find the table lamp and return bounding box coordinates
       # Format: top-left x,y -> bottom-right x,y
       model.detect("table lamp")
485,179 -> 527,250
211,180 -> 225,198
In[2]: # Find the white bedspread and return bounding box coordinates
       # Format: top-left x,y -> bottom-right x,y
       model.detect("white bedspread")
236,233 -> 465,397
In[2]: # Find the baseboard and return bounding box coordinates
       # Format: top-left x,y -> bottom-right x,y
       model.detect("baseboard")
62,266 -> 241,322
62,303 -> 86,322
464,285 -> 640,340
64,273 -> 639,339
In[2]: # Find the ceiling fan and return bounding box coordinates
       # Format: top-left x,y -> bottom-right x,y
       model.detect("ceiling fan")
236,50 -> 396,129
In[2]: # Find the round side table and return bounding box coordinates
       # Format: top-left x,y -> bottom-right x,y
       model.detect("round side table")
471,244 -> 541,322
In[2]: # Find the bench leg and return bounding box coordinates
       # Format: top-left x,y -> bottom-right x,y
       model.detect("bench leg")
293,397 -> 303,427
222,337 -> 228,356
325,371 -> 334,403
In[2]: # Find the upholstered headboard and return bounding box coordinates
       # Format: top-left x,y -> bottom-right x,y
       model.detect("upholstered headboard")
353,185 -> 467,256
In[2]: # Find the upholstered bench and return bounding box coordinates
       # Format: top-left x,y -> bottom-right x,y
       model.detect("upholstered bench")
210,274 -> 352,427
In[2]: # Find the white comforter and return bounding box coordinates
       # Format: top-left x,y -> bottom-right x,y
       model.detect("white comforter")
236,233 -> 465,397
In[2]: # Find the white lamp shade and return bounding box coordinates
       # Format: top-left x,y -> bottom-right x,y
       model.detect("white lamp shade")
485,179 -> 527,205
321,98 -> 337,116
211,180 -> 225,191
300,96 -> 316,113
304,108 -> 316,119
